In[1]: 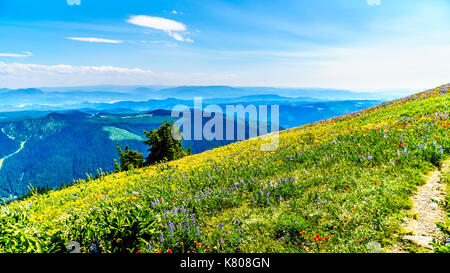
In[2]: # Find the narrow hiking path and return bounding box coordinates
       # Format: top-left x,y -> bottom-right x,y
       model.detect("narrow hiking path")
0,140 -> 26,170
389,160 -> 449,252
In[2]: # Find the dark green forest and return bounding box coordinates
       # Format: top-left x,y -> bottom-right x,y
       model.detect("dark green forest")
0,110 -> 274,200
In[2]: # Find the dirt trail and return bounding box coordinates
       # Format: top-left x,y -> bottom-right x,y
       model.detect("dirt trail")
0,140 -> 26,170
398,160 -> 449,251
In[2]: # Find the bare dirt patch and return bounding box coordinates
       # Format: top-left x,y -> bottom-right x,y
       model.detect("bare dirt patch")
399,161 -> 449,251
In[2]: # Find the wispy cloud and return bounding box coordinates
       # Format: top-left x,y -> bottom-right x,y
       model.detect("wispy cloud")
167,31 -> 185,42
67,37 -> 122,44
126,15 -> 193,42
366,0 -> 381,6
151,40 -> 178,47
0,51 -> 32,58
0,62 -> 152,75
66,0 -> 81,6
0,62 -> 236,88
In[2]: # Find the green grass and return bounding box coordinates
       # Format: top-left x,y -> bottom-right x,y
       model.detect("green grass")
0,84 -> 448,253
102,126 -> 144,141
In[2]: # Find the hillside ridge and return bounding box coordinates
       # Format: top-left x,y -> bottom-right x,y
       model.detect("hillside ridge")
0,84 -> 448,253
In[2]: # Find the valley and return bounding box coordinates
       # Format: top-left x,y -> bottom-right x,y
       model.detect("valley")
0,109 -> 277,200
0,92 -> 382,201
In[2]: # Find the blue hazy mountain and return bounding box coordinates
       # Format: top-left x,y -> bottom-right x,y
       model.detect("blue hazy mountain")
132,85 -> 394,100
0,85 -> 393,112
0,93 -> 383,130
0,85 -> 385,201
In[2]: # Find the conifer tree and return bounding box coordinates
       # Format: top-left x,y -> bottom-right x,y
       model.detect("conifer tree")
143,121 -> 187,165
116,145 -> 144,171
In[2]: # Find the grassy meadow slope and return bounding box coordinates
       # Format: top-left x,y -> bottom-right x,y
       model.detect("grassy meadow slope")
0,84 -> 448,253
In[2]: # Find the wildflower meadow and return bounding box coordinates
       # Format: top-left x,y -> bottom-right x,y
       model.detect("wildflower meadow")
0,84 -> 448,253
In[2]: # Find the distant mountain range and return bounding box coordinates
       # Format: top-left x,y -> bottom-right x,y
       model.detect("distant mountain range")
0,84 -> 387,201
0,88 -> 150,109
0,98 -> 382,130
0,85 -> 396,112
35,85 -> 402,99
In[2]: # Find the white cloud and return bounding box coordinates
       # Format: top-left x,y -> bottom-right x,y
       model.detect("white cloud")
0,62 -> 152,76
367,0 -> 381,6
126,15 -> 193,42
67,37 -> 122,44
171,10 -> 179,15
0,51 -> 32,58
127,15 -> 186,31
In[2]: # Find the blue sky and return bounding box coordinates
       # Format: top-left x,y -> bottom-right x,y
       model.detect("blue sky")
0,0 -> 449,91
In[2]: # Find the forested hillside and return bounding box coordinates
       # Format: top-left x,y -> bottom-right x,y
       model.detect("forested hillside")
0,110 -> 276,200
